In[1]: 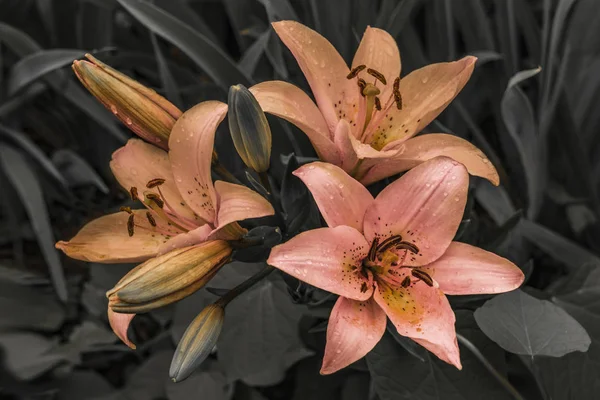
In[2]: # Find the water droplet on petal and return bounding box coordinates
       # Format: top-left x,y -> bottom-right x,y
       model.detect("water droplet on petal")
125,117 -> 132,125
110,105 -> 118,115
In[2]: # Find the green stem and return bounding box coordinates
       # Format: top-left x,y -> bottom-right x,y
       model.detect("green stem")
213,161 -> 242,185
216,265 -> 275,307
457,334 -> 526,400
259,171 -> 272,194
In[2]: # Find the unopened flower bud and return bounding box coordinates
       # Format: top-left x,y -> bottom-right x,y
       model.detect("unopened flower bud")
170,303 -> 224,382
227,84 -> 272,173
72,54 -> 182,149
107,240 -> 232,313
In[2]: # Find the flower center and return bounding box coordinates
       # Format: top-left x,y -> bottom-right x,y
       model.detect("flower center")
359,234 -> 433,289
346,65 -> 403,150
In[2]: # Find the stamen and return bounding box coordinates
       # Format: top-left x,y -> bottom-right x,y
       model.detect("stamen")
367,68 -> 387,85
377,235 -> 404,253
360,282 -> 369,293
146,211 -> 157,227
401,276 -> 411,288
374,96 -> 382,111
145,193 -> 164,208
357,78 -> 367,97
368,237 -> 380,262
146,178 -> 166,188
411,269 -> 433,287
347,65 -> 366,79
395,241 -> 419,254
120,206 -> 132,214
127,214 -> 135,237
393,77 -> 403,110
129,186 -> 138,201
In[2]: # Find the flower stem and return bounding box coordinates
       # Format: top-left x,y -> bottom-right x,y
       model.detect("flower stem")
213,161 -> 242,185
456,334 -> 526,400
216,265 -> 275,307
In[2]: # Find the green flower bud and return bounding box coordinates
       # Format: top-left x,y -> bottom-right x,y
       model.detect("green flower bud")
170,303 -> 224,382
72,54 -> 181,149
227,84 -> 272,173
107,240 -> 232,313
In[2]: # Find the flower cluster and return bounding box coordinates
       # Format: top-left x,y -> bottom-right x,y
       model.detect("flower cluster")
57,21 -> 524,382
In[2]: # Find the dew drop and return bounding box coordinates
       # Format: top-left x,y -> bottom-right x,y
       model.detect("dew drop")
110,105 -> 118,115
421,76 -> 429,84
338,183 -> 345,189
125,117 -> 132,125
482,158 -> 490,163
443,192 -> 448,197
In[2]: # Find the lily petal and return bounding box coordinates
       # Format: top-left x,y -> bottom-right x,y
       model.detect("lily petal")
108,308 -> 136,349
360,133 -> 499,186
321,297 -> 386,374
267,226 -> 372,301
421,242 -> 524,295
366,56 -> 476,147
333,119 -> 359,173
250,81 -> 341,165
272,21 -> 359,134
169,101 -> 228,224
214,180 -> 275,228
56,210 -> 182,263
110,139 -> 200,228
293,162 -> 373,232
352,26 -> 401,101
363,157 -> 468,265
158,224 -> 213,256
373,279 -> 461,369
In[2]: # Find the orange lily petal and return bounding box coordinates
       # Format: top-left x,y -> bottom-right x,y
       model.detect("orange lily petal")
214,180 -> 275,229
55,210 -> 181,263
421,242 -> 524,295
108,308 -> 136,349
351,26 -> 401,102
359,133 -> 499,186
169,101 -> 228,225
110,139 -> 200,229
333,119 -> 359,173
373,279 -> 461,369
250,81 -> 341,165
157,224 -> 213,256
363,157 -> 469,266
321,297 -> 386,374
365,56 -> 476,146
272,21 -> 359,134
293,162 -> 373,233
267,226 -> 372,301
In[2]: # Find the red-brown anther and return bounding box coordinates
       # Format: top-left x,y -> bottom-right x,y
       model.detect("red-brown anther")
360,282 -> 369,293
377,235 -> 404,253
145,193 -> 164,208
401,276 -> 411,288
146,211 -> 157,227
367,68 -> 387,85
368,237 -> 380,261
130,187 -> 138,201
411,269 -> 434,287
346,64 -> 366,79
120,206 -> 132,214
357,78 -> 367,96
374,96 -> 382,111
146,178 -> 166,188
127,214 -> 135,237
395,241 -> 419,254
393,77 -> 403,110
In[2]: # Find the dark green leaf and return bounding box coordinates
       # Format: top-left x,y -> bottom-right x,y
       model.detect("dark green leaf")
0,332 -> 67,380
474,289 -> 591,357
166,364 -> 231,400
0,279 -> 65,330
150,33 -> 183,109
52,149 -> 109,193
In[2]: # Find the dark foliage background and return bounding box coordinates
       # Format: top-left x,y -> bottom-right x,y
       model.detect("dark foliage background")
1,0 -> 599,399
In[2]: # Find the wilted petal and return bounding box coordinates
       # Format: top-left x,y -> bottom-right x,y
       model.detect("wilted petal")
351,26 -> 401,101
110,139 -> 200,229
214,180 -> 274,229
267,226 -> 372,301
56,210 -> 181,263
272,21 -> 359,134
293,162 -> 373,232
321,297 -> 386,374
363,157 -> 468,265
421,242 -> 524,295
169,101 -> 228,224
108,308 -> 136,349
360,134 -> 499,186
250,80 -> 341,165
366,56 -> 476,147
373,279 -> 461,369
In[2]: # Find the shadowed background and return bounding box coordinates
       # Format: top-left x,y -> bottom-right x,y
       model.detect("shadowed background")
0,0 -> 599,399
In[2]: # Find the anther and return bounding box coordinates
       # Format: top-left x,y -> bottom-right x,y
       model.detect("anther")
145,193 -> 164,208
393,77 -> 403,110
401,276 -> 411,288
127,214 -> 135,237
120,206 -> 132,214
374,96 -> 382,111
411,269 -> 433,287
395,241 -> 419,254
347,65 -> 366,79
146,178 -> 165,188
357,78 -> 367,96
360,282 -> 369,293
368,237 -> 380,262
367,68 -> 387,85
129,186 -> 138,201
146,211 -> 157,227
377,235 -> 403,253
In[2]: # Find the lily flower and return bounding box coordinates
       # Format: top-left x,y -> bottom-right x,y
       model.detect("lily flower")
267,157 -> 523,374
56,101 -> 274,347
250,21 -> 498,185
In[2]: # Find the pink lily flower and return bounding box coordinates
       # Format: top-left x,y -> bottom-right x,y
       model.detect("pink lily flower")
250,21 -> 499,186
267,157 -> 523,374
56,101 -> 274,347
